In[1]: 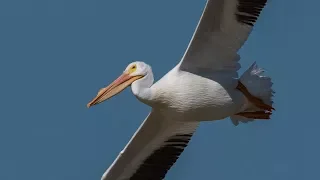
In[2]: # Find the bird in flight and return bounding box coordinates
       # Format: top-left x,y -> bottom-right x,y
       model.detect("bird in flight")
87,0 -> 275,179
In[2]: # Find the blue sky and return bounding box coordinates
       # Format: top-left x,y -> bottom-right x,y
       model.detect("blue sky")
1,0 -> 319,179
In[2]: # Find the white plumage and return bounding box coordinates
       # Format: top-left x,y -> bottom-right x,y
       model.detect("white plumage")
87,0 -> 275,179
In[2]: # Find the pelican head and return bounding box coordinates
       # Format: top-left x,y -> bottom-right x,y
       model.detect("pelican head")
87,61 -> 154,108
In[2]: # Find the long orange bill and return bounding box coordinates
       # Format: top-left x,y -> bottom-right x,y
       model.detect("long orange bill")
87,73 -> 143,108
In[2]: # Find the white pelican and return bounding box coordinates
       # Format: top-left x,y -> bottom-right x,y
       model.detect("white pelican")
87,0 -> 275,179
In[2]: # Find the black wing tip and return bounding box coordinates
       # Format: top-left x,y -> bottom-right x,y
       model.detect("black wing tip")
236,0 -> 268,26
130,133 -> 194,180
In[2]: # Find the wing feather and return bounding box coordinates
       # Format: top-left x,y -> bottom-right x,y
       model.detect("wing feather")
179,0 -> 268,77
101,110 -> 199,180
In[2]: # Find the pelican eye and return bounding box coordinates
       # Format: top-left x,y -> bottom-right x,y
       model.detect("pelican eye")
128,64 -> 137,74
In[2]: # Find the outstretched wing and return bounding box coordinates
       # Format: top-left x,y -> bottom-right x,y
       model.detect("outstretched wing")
101,110 -> 199,180
179,0 -> 268,78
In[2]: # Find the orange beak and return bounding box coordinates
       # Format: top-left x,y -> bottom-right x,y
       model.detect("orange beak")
87,73 -> 143,108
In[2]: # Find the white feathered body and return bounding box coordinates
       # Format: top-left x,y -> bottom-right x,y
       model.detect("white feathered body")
147,66 -> 246,121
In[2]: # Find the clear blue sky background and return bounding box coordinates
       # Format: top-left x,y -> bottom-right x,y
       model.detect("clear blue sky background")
1,0 -> 319,179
